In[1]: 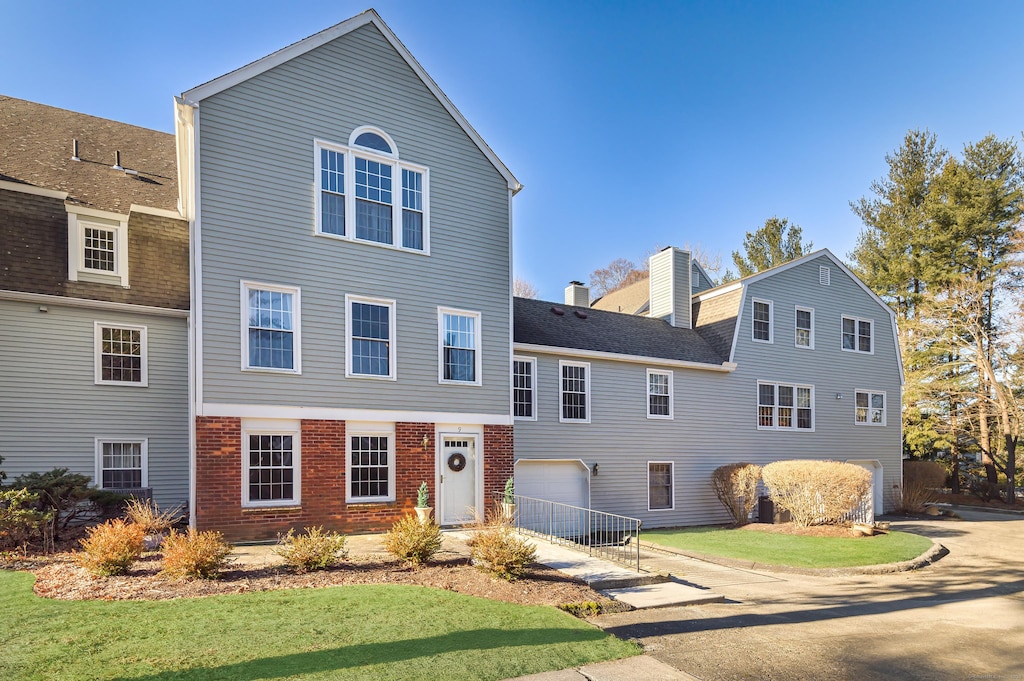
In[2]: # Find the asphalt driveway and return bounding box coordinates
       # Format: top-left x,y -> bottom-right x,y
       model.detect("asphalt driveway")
596,509 -> 1024,681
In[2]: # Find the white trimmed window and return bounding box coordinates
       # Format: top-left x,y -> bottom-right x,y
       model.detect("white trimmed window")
513,356 -> 537,420
347,423 -> 396,503
242,282 -> 300,373
242,423 -> 300,507
842,316 -> 873,354
346,295 -> 395,379
439,308 -> 481,385
315,128 -> 429,253
795,306 -> 814,349
855,390 -> 886,426
647,369 -> 673,419
648,462 -> 674,511
752,299 -> 773,343
67,209 -> 129,287
559,360 -> 590,423
94,322 -> 147,386
95,439 -> 148,490
757,382 -> 814,431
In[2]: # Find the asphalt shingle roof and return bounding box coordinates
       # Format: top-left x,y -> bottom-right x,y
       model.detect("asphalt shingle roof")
514,297 -> 728,365
0,96 -> 178,214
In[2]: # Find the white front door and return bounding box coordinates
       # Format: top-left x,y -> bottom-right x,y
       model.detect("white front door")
440,435 -> 477,525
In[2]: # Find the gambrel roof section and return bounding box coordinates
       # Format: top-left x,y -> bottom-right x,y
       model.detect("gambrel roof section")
181,9 -> 520,195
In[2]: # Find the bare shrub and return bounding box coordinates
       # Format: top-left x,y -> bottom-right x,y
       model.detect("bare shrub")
711,463 -> 762,525
382,514 -> 443,566
761,460 -> 871,526
160,528 -> 233,579
0,488 -> 51,550
896,460 -> 946,513
273,526 -> 348,572
466,516 -> 536,580
75,519 -> 145,576
124,498 -> 182,536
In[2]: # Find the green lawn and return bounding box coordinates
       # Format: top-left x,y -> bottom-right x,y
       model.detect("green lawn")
643,526 -> 933,568
0,571 -> 638,681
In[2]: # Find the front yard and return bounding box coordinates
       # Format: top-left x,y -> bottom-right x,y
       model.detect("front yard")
0,569 -> 638,680
643,525 -> 934,568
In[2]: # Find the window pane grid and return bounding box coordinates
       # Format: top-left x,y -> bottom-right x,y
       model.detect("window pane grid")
320,147 -> 345,236
561,365 -> 588,420
796,309 -> 812,347
443,314 -> 477,382
753,302 -> 771,340
102,442 -> 142,489
513,360 -> 533,418
248,289 -> 295,370
648,373 -> 670,416
843,317 -> 872,353
248,434 -> 294,502
101,327 -> 142,382
759,383 -> 813,430
350,435 -> 390,499
351,302 -> 390,376
84,227 -> 115,271
649,463 -> 672,510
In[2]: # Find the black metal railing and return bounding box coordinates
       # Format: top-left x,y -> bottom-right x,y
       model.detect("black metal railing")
495,493 -> 642,571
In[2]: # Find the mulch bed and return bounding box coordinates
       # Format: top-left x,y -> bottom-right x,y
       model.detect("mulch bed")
934,493 -> 1023,509
739,523 -> 870,538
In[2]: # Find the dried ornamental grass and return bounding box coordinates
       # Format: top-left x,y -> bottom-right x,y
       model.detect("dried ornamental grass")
273,526 -> 348,572
382,514 -> 443,566
761,460 -> 871,526
896,460 -> 946,513
75,519 -> 145,576
711,463 -> 762,525
467,519 -> 536,580
160,528 -> 233,580
124,498 -> 182,535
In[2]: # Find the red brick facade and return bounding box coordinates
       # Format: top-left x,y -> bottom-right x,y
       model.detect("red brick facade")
195,417 -> 513,541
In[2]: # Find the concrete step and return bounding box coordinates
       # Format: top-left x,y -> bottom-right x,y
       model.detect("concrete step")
601,580 -> 726,609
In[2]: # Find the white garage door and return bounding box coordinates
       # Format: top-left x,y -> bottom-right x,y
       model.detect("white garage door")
515,459 -> 589,508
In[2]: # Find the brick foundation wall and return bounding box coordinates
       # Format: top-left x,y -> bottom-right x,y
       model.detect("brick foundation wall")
195,417 -> 509,542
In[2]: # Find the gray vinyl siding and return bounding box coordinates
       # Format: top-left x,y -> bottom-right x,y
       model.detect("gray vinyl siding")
514,255 -> 902,528
0,300 -> 189,508
197,23 -> 511,415
649,248 -> 691,328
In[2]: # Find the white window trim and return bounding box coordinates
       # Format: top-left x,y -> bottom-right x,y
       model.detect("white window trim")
647,461 -> 675,512
345,421 -> 396,503
241,421 -> 302,508
67,210 -> 130,288
438,307 -> 483,386
313,137 -> 430,255
94,321 -> 148,387
240,281 -> 302,374
94,438 -> 149,490
855,389 -> 887,427
345,294 -> 397,381
646,368 -> 674,420
794,305 -> 814,350
841,315 -> 874,355
512,355 -> 538,421
756,381 -> 815,432
751,298 -> 773,344
558,360 -> 591,424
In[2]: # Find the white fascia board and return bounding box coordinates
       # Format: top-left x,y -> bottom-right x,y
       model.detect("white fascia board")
130,204 -> 184,220
64,204 -> 129,222
693,281 -> 742,302
180,10 -> 521,195
201,403 -> 514,426
0,289 -> 188,318
0,179 -> 68,200
514,343 -> 737,373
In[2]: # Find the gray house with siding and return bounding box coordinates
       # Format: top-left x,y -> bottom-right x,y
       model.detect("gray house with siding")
513,247 -> 903,528
175,10 -> 521,540
0,96 -> 190,509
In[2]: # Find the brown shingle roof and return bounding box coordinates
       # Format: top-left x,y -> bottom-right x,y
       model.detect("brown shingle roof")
591,278 -> 650,314
0,96 -> 178,214
691,287 -> 742,361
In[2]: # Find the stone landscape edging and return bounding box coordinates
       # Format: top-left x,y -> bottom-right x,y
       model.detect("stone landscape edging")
639,538 -> 948,577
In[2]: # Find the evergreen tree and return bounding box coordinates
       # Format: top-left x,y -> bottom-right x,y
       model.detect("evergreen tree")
731,217 -> 812,277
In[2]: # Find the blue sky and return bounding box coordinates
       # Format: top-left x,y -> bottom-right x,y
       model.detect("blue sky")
4,1 -> 1022,300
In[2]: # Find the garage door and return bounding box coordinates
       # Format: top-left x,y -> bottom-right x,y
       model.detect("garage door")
515,459 -> 589,507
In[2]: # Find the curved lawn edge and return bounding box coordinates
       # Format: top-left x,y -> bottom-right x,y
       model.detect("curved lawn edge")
639,538 -> 948,576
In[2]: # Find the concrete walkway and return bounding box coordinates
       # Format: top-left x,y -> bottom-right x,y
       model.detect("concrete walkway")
505,654 -> 701,681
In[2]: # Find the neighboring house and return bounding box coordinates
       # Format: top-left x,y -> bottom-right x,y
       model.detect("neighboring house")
513,246 -> 902,528
591,259 -> 713,314
0,96 -> 190,508
175,11 -> 521,540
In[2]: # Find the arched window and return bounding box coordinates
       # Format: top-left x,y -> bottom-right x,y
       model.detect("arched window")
315,126 -> 428,252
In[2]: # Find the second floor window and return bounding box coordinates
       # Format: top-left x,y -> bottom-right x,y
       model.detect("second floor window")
752,299 -> 772,343
758,382 -> 813,431
243,282 -> 299,373
560,361 -> 590,422
513,357 -> 536,419
647,369 -> 673,419
856,390 -> 886,425
795,307 -> 813,349
842,316 -> 873,353
347,296 -> 395,379
95,323 -> 147,386
440,309 -> 480,384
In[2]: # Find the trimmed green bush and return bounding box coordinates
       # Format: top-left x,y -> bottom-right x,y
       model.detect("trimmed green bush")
383,514 -> 443,566
273,526 -> 348,572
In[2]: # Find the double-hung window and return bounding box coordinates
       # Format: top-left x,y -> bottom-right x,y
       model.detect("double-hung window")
648,462 -> 674,511
757,382 -> 813,431
439,308 -> 481,385
346,295 -> 395,379
752,299 -> 773,343
315,128 -> 429,252
347,423 -> 395,503
513,356 -> 536,420
842,316 -> 873,353
560,360 -> 590,423
795,306 -> 814,349
242,282 -> 300,373
647,369 -> 673,419
243,423 -> 300,507
95,322 -> 147,386
855,390 -> 886,426
96,440 -> 147,490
